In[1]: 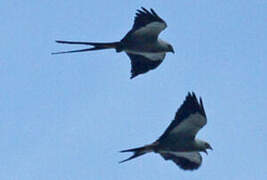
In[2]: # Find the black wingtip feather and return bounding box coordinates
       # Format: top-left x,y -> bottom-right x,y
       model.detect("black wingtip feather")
199,97 -> 206,118
141,7 -> 149,13
185,92 -> 206,118
150,8 -> 158,17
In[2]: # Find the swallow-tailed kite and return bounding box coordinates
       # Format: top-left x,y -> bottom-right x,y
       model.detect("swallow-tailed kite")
52,7 -> 174,79
120,92 -> 212,170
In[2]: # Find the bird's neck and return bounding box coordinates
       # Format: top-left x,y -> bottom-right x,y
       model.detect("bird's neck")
157,39 -> 169,51
194,139 -> 206,151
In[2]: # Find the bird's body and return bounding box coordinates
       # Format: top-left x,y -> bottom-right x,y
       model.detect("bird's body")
124,39 -> 171,53
120,92 -> 212,170
53,7 -> 174,79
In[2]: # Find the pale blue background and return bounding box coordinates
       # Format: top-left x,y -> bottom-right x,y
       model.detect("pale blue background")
1,0 -> 266,179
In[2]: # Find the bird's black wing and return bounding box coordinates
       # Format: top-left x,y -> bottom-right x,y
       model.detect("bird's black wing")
122,7 -> 167,42
158,92 -> 207,141
160,151 -> 202,170
126,52 -> 165,79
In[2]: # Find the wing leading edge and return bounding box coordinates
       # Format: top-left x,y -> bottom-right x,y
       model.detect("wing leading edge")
160,151 -> 202,170
158,92 -> 207,141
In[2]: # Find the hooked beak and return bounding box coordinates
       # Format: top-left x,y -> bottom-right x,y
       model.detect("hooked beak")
204,145 -> 213,155
171,49 -> 175,54
208,145 -> 213,151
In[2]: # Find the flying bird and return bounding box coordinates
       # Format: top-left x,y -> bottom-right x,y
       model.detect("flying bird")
52,7 -> 174,79
120,92 -> 212,170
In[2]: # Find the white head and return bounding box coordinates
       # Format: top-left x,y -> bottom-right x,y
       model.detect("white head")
195,139 -> 213,154
158,39 -> 175,53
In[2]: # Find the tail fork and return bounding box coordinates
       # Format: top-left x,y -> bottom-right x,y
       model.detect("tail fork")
119,144 -> 155,163
52,40 -> 122,55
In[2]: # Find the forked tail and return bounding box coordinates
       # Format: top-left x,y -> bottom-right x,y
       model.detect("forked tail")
52,40 -> 123,55
119,144 -> 155,163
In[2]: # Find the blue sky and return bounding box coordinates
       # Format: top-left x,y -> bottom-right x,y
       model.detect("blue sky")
1,0 -> 266,179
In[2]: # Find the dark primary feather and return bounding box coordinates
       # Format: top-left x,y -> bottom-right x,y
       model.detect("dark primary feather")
126,53 -> 163,79
174,92 -> 206,120
158,92 -> 206,141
